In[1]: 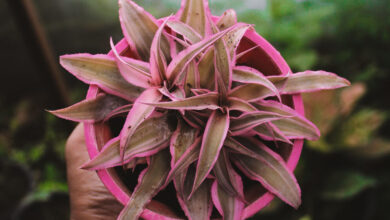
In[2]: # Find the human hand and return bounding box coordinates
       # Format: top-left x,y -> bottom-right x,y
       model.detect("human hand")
65,124 -> 123,220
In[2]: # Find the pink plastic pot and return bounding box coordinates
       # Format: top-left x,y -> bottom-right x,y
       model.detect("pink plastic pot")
83,28 -> 304,219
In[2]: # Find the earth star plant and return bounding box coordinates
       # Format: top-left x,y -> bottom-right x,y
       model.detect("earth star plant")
50,0 -> 350,219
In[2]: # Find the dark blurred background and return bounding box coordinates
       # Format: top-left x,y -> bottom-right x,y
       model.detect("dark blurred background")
1,0 -> 389,219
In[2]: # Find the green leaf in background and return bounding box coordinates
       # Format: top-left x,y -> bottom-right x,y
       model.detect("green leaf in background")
321,171 -> 376,200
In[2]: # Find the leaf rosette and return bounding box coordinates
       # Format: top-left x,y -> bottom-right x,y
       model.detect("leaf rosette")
50,0 -> 350,219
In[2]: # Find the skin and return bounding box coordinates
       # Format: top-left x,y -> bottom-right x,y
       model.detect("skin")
66,124 -> 123,219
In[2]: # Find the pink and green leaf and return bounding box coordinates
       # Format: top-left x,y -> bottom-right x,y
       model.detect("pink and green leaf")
191,110 -> 229,196
227,97 -> 257,112
120,88 -> 163,160
229,83 -> 276,102
110,38 -> 151,88
167,23 -> 250,85
234,138 -> 301,209
103,103 -> 132,122
82,116 -> 173,170
213,149 -> 245,200
170,120 -> 199,164
211,172 -> 245,220
150,17 -> 171,84
233,66 -> 280,100
184,61 -> 200,95
178,0 -> 210,36
60,54 -> 143,101
118,150 -> 171,220
224,136 -> 260,159
253,123 -> 293,144
48,93 -> 127,123
268,70 -> 351,94
118,0 -> 170,61
197,47 -> 215,90
167,20 -> 202,43
166,137 -> 201,185
210,20 -> 232,98
255,100 -> 320,140
230,111 -> 287,136
223,23 -> 251,59
144,92 -> 220,110
177,168 -> 213,220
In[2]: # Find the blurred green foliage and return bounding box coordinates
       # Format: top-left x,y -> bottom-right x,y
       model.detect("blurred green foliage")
1,0 -> 390,219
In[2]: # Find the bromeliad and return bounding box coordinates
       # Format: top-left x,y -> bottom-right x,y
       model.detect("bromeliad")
50,0 -> 350,219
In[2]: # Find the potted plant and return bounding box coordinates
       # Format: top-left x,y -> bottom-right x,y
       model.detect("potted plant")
50,0 -> 349,219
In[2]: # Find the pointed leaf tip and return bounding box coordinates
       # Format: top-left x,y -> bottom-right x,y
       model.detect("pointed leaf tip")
191,111 -> 229,197
118,150 -> 171,220
120,88 -> 162,161
167,23 -> 250,85
60,53 -> 144,101
143,93 -> 220,110
82,116 -> 172,170
119,0 -> 170,61
49,94 -> 127,123
110,38 -> 151,88
234,138 -> 301,209
269,70 -> 350,95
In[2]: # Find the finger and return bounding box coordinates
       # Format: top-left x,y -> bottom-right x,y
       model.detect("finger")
66,123 -> 123,220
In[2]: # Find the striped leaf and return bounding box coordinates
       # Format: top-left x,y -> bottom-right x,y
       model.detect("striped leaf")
60,54 -> 143,101
49,93 -> 127,123
118,150 -> 171,220
119,0 -> 170,61
82,116 -> 173,170
234,138 -> 301,209
192,111 -> 230,196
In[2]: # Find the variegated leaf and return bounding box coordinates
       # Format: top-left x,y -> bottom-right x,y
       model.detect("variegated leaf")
213,149 -> 244,200
268,70 -> 350,94
49,93 -> 127,122
234,138 -> 301,209
167,23 -> 250,85
223,23 -> 251,59
211,20 -> 231,99
103,103 -> 132,122
224,136 -> 259,158
198,47 -> 215,90
178,167 -> 213,220
118,150 -> 171,220
211,174 -> 245,220
120,88 -> 162,160
82,116 -> 173,170
255,100 -> 320,140
119,0 -> 170,61
230,111 -> 287,135
184,61 -> 200,95
229,83 -> 275,102
110,38 -> 151,88
233,66 -> 280,100
60,54 -> 143,101
144,92 -> 220,110
178,0 -> 210,36
150,17 -> 170,84
227,97 -> 257,112
253,123 -> 293,144
170,120 -> 198,163
167,20 -> 202,43
192,111 -> 229,195
166,137 -> 201,185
